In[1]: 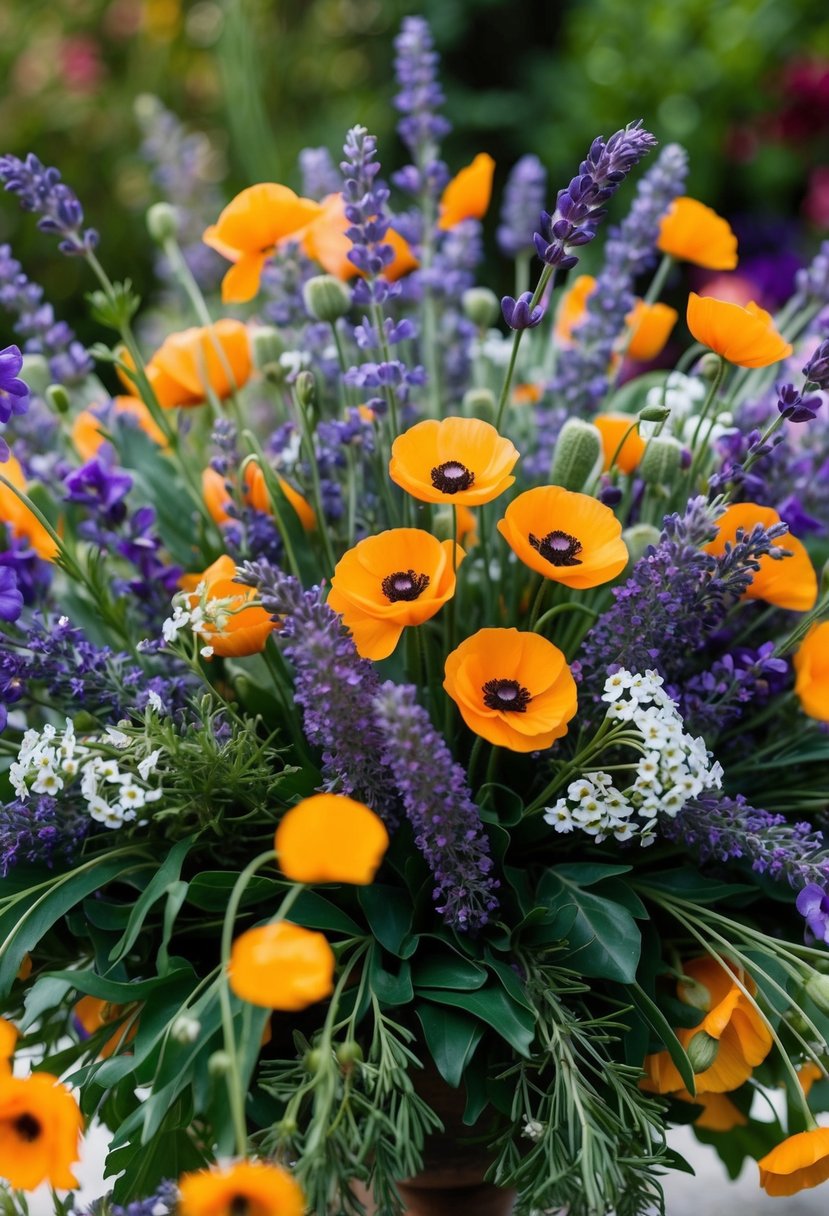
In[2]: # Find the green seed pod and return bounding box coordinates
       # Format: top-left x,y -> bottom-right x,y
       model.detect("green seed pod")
462,388 -> 497,425
622,523 -> 661,565
250,326 -> 287,379
640,435 -> 684,486
46,384 -> 71,415
462,287 -> 500,329
686,1030 -> 719,1073
639,402 -> 671,423
302,274 -> 352,323
806,972 -> 829,1017
146,202 -> 179,245
550,418 -> 602,491
336,1041 -> 364,1068
304,1047 -> 324,1073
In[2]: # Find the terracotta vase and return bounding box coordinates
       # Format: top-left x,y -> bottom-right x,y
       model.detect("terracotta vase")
350,1065 -> 515,1216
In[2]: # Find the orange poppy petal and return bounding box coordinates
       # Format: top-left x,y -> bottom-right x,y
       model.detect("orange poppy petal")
759,1129 -> 829,1198
275,793 -> 389,885
221,252 -> 270,304
794,622 -> 829,721
438,153 -> 495,230
657,197 -> 739,270
686,293 -> 792,368
228,922 -> 335,1011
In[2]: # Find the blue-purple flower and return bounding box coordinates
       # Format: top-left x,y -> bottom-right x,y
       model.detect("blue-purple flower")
797,884 -> 829,944
501,292 -> 545,331
0,567 -> 23,623
776,383 -> 823,423
0,345 -> 29,422
803,338 -> 829,391
0,153 -> 98,254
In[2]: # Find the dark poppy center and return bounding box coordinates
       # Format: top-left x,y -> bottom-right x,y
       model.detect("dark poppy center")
13,1113 -> 41,1143
529,529 -> 583,567
482,678 -> 532,713
381,569 -> 431,602
229,1196 -> 249,1216
430,460 -> 475,494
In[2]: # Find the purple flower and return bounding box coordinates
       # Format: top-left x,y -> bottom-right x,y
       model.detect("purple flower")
796,884 -> 829,944
299,146 -> 341,201
497,154 -> 547,259
796,240 -> 829,305
0,244 -> 92,385
393,16 -> 451,171
533,121 -> 658,270
0,793 -> 89,875
341,127 -> 395,298
0,344 -> 29,424
803,338 -> 829,391
0,153 -> 98,255
501,292 -> 545,330
64,456 -> 132,525
373,681 -> 499,931
776,382 -> 823,423
0,567 -> 23,623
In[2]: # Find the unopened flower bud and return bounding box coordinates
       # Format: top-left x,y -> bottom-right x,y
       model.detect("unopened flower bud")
550,419 -> 602,492
20,354 -> 50,396
462,287 -> 500,329
208,1049 -> 232,1076
462,388 -> 497,425
698,352 -> 723,380
687,1029 -> 719,1073
304,1047 -> 323,1073
638,403 -> 671,423
622,523 -> 661,564
171,1014 -> 201,1044
146,202 -> 180,245
302,274 -> 352,323
295,370 -> 316,410
806,971 -> 829,1016
640,435 -> 684,485
335,1041 -> 364,1069
251,327 -> 287,379
46,384 -> 71,415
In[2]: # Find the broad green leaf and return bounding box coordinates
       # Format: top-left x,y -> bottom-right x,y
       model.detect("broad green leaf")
109,838 -> 194,963
640,870 -> 755,904
107,1102 -> 208,1202
538,870 -> 641,984
416,1004 -> 483,1088
552,863 -> 633,886
359,884 -> 413,956
185,871 -> 282,912
368,946 -> 413,1006
412,950 -> 487,991
416,985 -> 535,1056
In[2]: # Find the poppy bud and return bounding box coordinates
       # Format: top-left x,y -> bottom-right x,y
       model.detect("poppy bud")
697,352 -> 723,380
302,274 -> 352,323
462,387 -> 497,425
639,403 -> 671,423
304,1048 -> 324,1073
250,326 -> 287,377
550,418 -> 602,491
462,287 -> 500,329
146,202 -> 180,245
46,384 -> 71,415
687,1030 -> 720,1073
295,370 -> 316,410
336,1041 -> 364,1069
622,523 -> 661,564
640,435 -> 684,485
208,1049 -> 232,1076
806,971 -> 829,1016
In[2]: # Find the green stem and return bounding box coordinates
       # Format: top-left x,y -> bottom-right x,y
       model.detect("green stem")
533,601 -> 599,634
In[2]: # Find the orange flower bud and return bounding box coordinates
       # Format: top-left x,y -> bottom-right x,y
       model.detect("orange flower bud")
624,300 -> 678,361
275,793 -> 389,885
229,922 -> 335,1011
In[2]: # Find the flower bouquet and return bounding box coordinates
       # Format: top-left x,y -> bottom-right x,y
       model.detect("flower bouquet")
2,15 -> 829,1216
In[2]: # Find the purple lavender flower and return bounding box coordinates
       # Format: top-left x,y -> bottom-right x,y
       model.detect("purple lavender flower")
0,153 -> 97,254
237,560 -> 402,818
373,681 -> 499,931
501,292 -> 545,330
72,1179 -> 178,1216
676,642 -> 789,737
393,16 -> 450,179
777,383 -> 823,423
796,884 -> 829,944
0,794 -> 90,875
803,338 -> 829,391
64,455 -> 133,526
299,146 -> 342,201
0,345 -> 29,423
0,568 -> 23,623
0,244 -> 92,384
533,121 -> 658,270
497,154 -> 547,259
341,127 -> 396,300
796,240 -> 829,305
550,142 -> 688,415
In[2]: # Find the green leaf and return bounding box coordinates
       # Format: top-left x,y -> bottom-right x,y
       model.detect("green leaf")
416,985 -> 535,1056
107,1103 -> 207,1203
538,870 -> 641,984
416,1004 -> 483,1088
627,983 -> 697,1095
359,884 -> 413,956
552,862 -> 633,886
412,949 -> 487,991
368,946 -> 413,1007
185,871 -> 282,912
108,838 -> 194,963
641,870 -> 755,904
597,877 -> 648,919
0,855 -> 141,996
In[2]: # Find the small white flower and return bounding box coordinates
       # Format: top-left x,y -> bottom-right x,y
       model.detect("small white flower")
87,795 -> 115,823
137,749 -> 161,781
146,691 -> 164,713
119,783 -> 146,811
602,670 -> 634,702
105,727 -> 130,749
544,802 -> 575,833
200,645 -> 215,659
522,1119 -> 545,1142
33,768 -> 63,795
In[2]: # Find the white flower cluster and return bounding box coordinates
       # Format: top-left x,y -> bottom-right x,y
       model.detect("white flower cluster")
11,719 -> 163,829
543,669 -> 723,846
161,580 -> 228,659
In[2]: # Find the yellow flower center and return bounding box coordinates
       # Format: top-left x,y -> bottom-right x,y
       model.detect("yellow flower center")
529,529 -> 583,567
430,460 -> 475,494
482,678 -> 532,713
381,570 -> 431,603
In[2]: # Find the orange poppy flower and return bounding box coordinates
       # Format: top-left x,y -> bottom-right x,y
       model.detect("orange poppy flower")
228,922 -> 335,1011
327,529 -> 463,661
73,995 -> 137,1060
686,294 -> 792,368
758,1128 -> 829,1197
71,396 -> 167,461
202,464 -> 315,532
512,383 -> 543,406
703,503 -> 817,612
554,274 -> 596,345
443,628 -> 577,752
497,486 -> 628,589
641,956 -> 772,1095
179,1160 -> 305,1216
301,193 -> 418,282
0,455 -> 58,561
673,1089 -> 748,1132
794,623 -> 829,722
593,414 -> 646,474
625,300 -> 678,361
0,1072 -> 82,1190
437,153 -> 495,230
275,793 -> 389,885
0,1021 -> 17,1076
389,416 -> 519,506
182,554 -> 275,658
657,197 -> 738,270
150,320 -> 252,407
203,183 -> 323,303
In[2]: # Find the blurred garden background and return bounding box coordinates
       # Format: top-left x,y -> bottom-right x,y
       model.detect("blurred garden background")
2,0 -> 829,344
